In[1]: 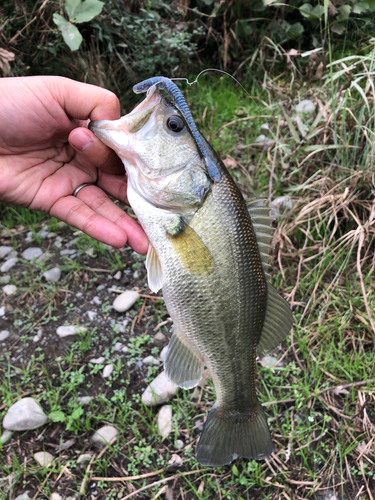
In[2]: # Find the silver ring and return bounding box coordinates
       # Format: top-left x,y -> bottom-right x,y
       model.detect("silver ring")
72,183 -> 96,197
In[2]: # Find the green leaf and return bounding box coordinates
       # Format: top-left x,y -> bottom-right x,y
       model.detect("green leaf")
49,410 -> 66,422
232,464 -> 239,476
286,22 -> 304,39
65,0 -> 104,24
71,407 -> 84,420
330,23 -> 346,34
53,13 -> 83,51
337,4 -> 351,20
352,1 -> 369,13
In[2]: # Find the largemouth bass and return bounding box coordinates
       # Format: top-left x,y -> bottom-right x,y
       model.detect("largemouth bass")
89,79 -> 293,466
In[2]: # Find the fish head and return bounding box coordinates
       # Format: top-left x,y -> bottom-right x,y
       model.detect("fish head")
89,89 -> 210,210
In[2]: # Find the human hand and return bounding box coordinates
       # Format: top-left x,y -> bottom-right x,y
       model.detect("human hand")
0,76 -> 148,253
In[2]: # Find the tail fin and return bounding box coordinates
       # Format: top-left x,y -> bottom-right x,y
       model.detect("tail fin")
196,401 -> 273,466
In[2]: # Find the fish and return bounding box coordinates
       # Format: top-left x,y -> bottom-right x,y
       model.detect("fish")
89,78 -> 293,467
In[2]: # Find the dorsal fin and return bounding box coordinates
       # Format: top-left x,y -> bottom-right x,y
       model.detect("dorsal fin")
246,198 -> 275,280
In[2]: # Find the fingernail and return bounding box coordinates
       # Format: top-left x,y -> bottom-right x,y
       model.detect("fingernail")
72,134 -> 91,152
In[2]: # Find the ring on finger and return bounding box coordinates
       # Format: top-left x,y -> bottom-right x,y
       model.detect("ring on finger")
72,182 -> 97,197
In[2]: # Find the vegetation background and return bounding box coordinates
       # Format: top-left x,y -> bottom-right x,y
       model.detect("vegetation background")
0,1 -> 374,499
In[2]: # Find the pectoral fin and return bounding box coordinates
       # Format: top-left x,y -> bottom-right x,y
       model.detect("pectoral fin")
257,283 -> 293,355
145,244 -> 164,293
165,331 -> 204,389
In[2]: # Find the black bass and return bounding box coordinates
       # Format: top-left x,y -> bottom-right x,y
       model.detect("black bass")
89,79 -> 293,466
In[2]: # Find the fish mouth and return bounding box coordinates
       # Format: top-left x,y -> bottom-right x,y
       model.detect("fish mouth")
88,91 -> 162,154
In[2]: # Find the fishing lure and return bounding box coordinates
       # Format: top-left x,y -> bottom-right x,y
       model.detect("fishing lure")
133,76 -> 221,182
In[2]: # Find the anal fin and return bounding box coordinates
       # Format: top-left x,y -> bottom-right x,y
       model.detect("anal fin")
257,283 -> 293,355
145,244 -> 164,293
165,331 -> 204,389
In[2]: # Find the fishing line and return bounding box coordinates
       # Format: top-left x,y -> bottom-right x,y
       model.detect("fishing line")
171,68 -> 253,102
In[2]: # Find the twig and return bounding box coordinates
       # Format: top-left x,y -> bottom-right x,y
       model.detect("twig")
137,298 -> 147,323
213,115 -> 272,138
154,318 -> 172,331
91,468 -> 164,482
357,230 -> 375,335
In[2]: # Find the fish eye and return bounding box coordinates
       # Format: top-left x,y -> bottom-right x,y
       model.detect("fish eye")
167,116 -> 184,133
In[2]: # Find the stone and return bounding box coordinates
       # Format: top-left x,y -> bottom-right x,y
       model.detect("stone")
43,267 -> 61,282
89,357 -> 105,364
261,355 -> 278,368
142,371 -> 178,406
0,274 -> 10,284
1,258 -> 18,272
3,284 -> 17,295
168,453 -> 183,465
0,246 -> 12,259
93,296 -> 101,305
260,122 -> 270,132
91,425 -> 118,447
0,330 -> 10,341
86,248 -> 94,257
51,493 -> 63,500
15,493 -> 31,500
113,271 -> 121,280
255,135 -> 272,149
143,355 -> 160,365
296,99 -> 315,113
77,453 -> 93,464
270,195 -> 293,212
154,332 -> 167,342
175,439 -> 184,450
34,451 -> 54,467
86,310 -> 97,321
0,305 -> 5,317
158,405 -> 172,438
0,429 -> 13,443
160,346 -> 169,362
77,396 -> 94,405
22,247 -> 43,261
103,364 -> 114,378
113,342 -> 125,352
3,398 -> 48,431
113,290 -> 140,313
60,249 -> 76,256
37,251 -> 53,263
56,325 -> 87,338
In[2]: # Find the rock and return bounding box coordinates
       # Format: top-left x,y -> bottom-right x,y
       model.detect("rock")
33,329 -> 43,343
0,429 -> 13,443
0,274 -> 10,284
0,246 -> 12,259
142,371 -> 178,406
270,195 -> 293,212
195,418 -> 204,432
175,439 -> 184,450
103,364 -> 114,378
54,238 -> 63,249
113,271 -> 121,280
86,310 -> 97,321
91,425 -> 118,447
89,357 -> 105,364
158,405 -> 172,438
113,342 -> 125,352
260,122 -> 270,132
51,493 -> 63,500
43,267 -> 61,282
133,270 -> 140,279
261,355 -> 278,368
60,249 -> 76,256
34,451 -> 54,467
22,247 -> 43,261
3,284 -> 17,295
154,332 -> 167,342
0,330 -> 10,341
135,360 -> 143,368
3,398 -> 48,431
1,258 -> 18,272
143,355 -> 160,365
296,99 -> 315,113
15,492 -> 31,500
0,305 -> 5,317
93,296 -> 101,305
86,248 -> 94,257
37,251 -> 53,263
160,346 -> 169,362
77,396 -> 94,405
112,290 -> 140,313
77,453 -> 93,464
56,325 -> 87,338
168,453 -> 183,465
255,135 -> 273,149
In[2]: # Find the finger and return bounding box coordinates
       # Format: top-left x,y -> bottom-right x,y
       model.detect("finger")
76,185 -> 149,254
50,76 -> 121,121
69,127 -> 124,175
97,170 -> 130,204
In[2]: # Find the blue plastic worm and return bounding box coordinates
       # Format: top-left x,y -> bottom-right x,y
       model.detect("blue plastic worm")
133,76 -> 221,182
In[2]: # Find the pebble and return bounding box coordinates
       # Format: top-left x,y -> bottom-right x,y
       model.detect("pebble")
77,396 -> 94,405
168,453 -> 183,465
158,405 -> 172,438
296,99 -> 315,113
0,429 -> 13,443
34,451 -> 54,467
1,257 -> 18,272
37,251 -> 53,263
0,330 -> 10,341
0,274 -> 10,284
56,325 -> 87,338
143,355 -> 160,366
261,355 -> 279,368
113,271 -> 121,280
43,267 -> 62,282
91,425 -> 118,447
86,248 -> 95,257
112,290 -> 140,312
142,371 -> 178,406
160,346 -> 169,362
54,238 -> 63,249
113,341 -> 126,352
89,357 -> 105,364
15,493 -> 31,500
255,135 -> 272,149
3,284 -> 17,295
175,439 -> 184,450
3,397 -> 48,431
133,270 -> 140,279
76,292 -> 83,298
22,247 -> 43,261
103,364 -> 114,378
93,296 -> 101,305
135,360 -> 143,368
260,122 -> 270,132
0,246 -> 12,259
0,305 -> 5,317
51,493 -> 63,500
154,332 -> 167,342
86,310 -> 97,321
77,453 -> 93,464
270,195 -> 293,213
194,418 -> 204,432
60,249 -> 76,256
